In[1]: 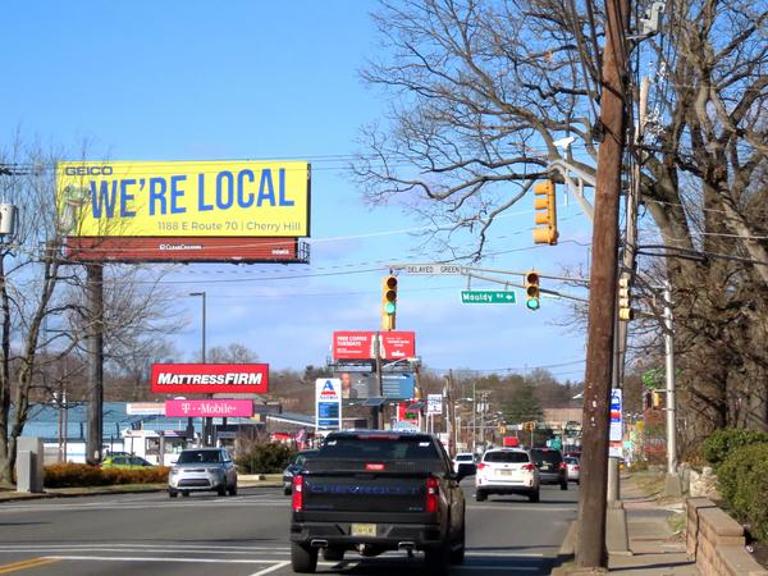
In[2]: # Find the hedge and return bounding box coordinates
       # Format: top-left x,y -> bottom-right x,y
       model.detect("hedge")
44,463 -> 169,488
717,443 -> 768,541
700,427 -> 768,470
235,443 -> 295,474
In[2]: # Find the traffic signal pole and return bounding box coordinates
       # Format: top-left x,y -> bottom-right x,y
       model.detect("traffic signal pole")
576,0 -> 630,568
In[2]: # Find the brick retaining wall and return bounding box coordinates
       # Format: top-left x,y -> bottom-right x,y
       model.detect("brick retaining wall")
686,498 -> 768,575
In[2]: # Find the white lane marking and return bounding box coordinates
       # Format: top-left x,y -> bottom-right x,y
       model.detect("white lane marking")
0,501 -> 287,513
248,561 -> 290,576
0,544 -> 290,552
45,556 -> 277,564
467,505 -> 576,512
2,548 -> 290,556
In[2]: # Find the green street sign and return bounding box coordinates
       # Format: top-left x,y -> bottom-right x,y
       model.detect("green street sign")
461,290 -> 516,304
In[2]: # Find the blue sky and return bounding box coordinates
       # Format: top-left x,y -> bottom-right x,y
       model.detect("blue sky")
1,1 -> 593,380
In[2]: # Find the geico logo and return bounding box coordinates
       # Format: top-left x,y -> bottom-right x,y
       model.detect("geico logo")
64,166 -> 114,176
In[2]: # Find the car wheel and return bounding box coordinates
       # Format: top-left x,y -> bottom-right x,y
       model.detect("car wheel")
560,480 -> 569,491
217,485 -> 227,496
529,489 -> 540,503
168,489 -> 178,498
449,521 -> 465,565
475,490 -> 487,502
323,547 -> 344,562
181,491 -> 190,498
425,543 -> 450,575
228,483 -> 238,496
290,542 -> 318,573
283,486 -> 292,496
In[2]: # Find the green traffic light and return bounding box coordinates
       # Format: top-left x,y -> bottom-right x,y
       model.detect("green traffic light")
526,298 -> 540,311
385,302 -> 396,314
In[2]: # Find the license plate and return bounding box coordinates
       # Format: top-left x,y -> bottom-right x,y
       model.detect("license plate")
351,523 -> 377,537
498,470 -> 513,476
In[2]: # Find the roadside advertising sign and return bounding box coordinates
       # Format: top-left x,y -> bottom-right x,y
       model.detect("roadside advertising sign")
427,394 -> 443,416
126,402 -> 166,416
150,363 -> 269,395
332,331 -> 416,361
165,399 -> 254,418
56,160 -> 310,238
64,237 -> 301,264
315,378 -> 342,430
609,388 -> 623,458
338,372 -> 416,400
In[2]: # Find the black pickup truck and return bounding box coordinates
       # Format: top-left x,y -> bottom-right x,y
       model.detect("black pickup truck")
289,430 -> 473,574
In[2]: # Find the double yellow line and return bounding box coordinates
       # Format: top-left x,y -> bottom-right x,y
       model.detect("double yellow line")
0,557 -> 59,574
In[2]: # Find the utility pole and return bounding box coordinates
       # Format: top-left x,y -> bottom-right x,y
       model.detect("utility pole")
577,0 -> 630,568
85,264 -> 104,465
663,282 -> 680,495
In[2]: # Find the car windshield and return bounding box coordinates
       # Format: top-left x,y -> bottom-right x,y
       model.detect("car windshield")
483,451 -> 529,463
565,457 -> 579,464
177,450 -> 222,464
456,454 -> 474,462
317,435 -> 439,460
532,450 -> 563,465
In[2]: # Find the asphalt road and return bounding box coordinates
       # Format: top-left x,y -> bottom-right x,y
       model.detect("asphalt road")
0,482 -> 577,575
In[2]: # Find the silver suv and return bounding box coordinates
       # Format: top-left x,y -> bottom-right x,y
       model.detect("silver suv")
168,448 -> 238,498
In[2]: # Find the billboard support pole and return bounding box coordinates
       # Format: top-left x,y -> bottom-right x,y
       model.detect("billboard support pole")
374,332 -> 383,429
85,264 -> 104,465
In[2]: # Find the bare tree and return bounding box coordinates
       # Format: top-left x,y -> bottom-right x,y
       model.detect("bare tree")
354,0 -> 768,442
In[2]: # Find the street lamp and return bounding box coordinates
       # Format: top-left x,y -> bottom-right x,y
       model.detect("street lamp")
188,291 -> 209,446
188,291 -> 207,363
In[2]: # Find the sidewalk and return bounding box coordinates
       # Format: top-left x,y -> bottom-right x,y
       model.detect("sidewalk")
0,473 -> 283,502
555,471 -> 699,575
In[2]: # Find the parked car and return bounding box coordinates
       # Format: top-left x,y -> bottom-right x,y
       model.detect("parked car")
101,454 -> 153,469
475,448 -> 540,502
282,449 -> 319,495
530,448 -> 568,490
168,448 -> 237,498
564,455 -> 580,484
452,452 -> 476,474
289,431 -> 470,574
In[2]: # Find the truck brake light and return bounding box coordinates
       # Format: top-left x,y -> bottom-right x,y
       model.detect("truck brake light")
426,477 -> 439,513
365,463 -> 385,471
292,474 -> 304,512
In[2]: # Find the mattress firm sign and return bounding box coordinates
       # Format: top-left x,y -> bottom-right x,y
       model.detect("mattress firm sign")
150,363 -> 269,394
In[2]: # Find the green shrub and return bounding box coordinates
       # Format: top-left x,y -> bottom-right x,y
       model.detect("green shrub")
236,443 -> 295,474
701,428 -> 768,470
44,463 -> 169,488
717,443 -> 768,540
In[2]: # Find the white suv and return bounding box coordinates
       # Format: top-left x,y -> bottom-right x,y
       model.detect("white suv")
475,448 -> 540,502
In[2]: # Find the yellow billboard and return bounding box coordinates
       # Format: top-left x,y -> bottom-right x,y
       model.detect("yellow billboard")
56,160 -> 310,237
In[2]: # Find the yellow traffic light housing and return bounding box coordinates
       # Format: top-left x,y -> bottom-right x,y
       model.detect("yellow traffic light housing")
651,390 -> 662,409
381,274 -> 398,330
532,179 -> 559,245
618,274 -> 634,321
524,270 -> 540,311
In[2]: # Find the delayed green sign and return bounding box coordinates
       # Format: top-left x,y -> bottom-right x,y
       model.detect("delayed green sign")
461,290 -> 516,304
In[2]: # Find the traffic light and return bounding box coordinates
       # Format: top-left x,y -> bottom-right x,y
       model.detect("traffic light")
381,274 -> 398,330
651,390 -> 662,409
524,270 -> 541,311
618,274 -> 634,321
532,179 -> 559,245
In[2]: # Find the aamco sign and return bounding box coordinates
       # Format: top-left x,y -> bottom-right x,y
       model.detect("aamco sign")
332,331 -> 416,361
150,363 -> 269,394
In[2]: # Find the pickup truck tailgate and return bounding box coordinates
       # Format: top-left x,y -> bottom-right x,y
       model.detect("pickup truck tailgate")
303,469 -> 430,513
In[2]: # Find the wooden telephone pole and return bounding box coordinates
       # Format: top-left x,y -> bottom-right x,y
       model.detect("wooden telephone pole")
576,0 -> 631,568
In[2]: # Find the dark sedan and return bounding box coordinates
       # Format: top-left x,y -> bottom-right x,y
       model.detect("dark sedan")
282,449 -> 318,495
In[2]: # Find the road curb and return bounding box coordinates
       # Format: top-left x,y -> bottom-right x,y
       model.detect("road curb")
559,520 -> 578,556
